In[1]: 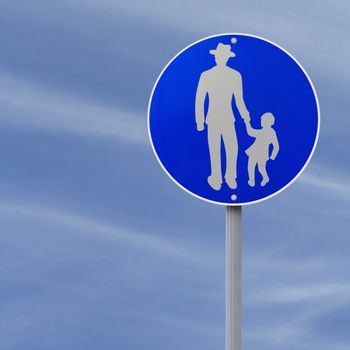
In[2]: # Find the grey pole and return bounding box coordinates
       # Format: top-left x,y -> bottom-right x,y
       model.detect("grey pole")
226,206 -> 242,350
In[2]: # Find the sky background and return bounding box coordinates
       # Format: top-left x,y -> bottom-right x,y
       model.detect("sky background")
0,1 -> 349,350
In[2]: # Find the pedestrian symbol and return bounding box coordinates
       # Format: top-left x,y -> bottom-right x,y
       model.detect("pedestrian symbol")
148,33 -> 320,206
245,112 -> 279,187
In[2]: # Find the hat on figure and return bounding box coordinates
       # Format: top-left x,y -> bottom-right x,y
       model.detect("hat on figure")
209,43 -> 236,58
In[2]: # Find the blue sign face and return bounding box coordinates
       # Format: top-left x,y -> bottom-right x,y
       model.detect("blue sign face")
148,34 -> 320,206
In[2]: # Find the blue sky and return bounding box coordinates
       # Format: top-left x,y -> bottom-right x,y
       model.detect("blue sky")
0,1 -> 349,349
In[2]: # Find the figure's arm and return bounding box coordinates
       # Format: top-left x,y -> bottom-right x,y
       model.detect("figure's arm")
245,122 -> 258,137
270,131 -> 280,160
195,73 -> 207,131
234,74 -> 250,122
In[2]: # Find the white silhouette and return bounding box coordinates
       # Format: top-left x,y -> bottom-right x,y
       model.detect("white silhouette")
245,113 -> 279,187
195,41 -> 250,191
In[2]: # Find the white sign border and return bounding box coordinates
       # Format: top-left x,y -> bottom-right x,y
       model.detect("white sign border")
147,33 -> 321,206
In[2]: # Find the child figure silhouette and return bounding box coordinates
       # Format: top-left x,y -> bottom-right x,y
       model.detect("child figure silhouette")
245,112 -> 279,187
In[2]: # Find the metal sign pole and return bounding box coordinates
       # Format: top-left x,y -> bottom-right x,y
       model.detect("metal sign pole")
226,206 -> 242,350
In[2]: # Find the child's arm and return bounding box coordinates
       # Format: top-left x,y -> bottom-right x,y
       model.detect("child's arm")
245,121 -> 258,137
270,131 -> 279,160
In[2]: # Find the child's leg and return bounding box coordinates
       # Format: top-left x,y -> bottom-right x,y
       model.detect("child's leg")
258,160 -> 269,186
247,157 -> 256,187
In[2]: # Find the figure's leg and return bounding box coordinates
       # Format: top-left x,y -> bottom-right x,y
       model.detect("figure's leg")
207,125 -> 222,190
222,124 -> 238,189
248,157 -> 256,187
258,160 -> 269,186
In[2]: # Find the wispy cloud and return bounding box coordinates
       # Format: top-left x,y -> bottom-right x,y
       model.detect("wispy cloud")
0,73 -> 147,143
246,251 -> 350,306
246,327 -> 350,350
243,244 -> 350,348
0,199 -> 218,266
299,166 -> 350,199
0,199 -> 348,350
82,0 -> 350,83
149,312 -> 223,338
249,282 -> 350,304
245,271 -> 350,349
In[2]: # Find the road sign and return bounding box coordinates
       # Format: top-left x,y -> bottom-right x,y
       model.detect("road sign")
148,33 -> 320,205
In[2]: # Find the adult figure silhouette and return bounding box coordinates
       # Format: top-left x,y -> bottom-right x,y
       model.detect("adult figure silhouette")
195,42 -> 250,190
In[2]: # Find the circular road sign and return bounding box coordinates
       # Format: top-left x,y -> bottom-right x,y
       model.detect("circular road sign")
148,33 -> 320,206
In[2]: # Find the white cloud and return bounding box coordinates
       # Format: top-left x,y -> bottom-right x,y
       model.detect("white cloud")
0,73 -> 147,143
1,198 -> 348,350
243,247 -> 350,348
249,282 -> 350,304
82,0 -> 350,83
0,199 -> 217,266
299,166 -> 350,199
149,312 -> 223,338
